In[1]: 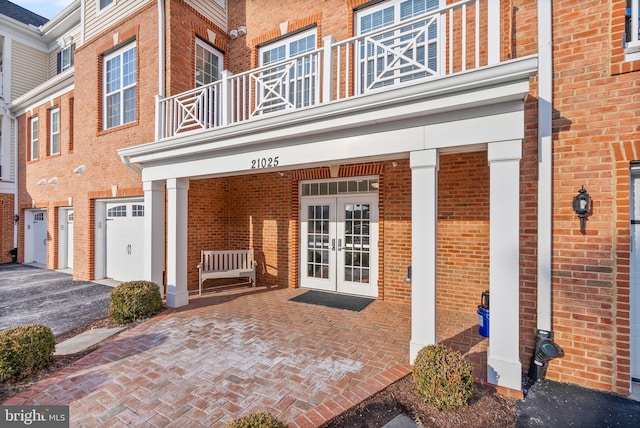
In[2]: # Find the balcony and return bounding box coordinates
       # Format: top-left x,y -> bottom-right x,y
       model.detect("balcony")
156,0 -> 506,141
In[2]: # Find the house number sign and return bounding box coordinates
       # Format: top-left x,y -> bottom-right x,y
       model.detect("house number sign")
250,156 -> 280,169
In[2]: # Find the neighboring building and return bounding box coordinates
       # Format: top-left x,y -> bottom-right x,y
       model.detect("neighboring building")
0,0 -> 49,263
9,0 -> 640,399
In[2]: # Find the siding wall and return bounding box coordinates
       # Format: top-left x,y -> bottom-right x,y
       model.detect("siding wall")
10,41 -> 48,99
47,27 -> 82,79
186,0 -> 227,31
83,0 -> 152,43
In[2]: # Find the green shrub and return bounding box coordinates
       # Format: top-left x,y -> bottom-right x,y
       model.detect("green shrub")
412,344 -> 475,411
109,280 -> 164,324
0,324 -> 56,382
225,412 -> 288,428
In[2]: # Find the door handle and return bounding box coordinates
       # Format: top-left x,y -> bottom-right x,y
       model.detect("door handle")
331,238 -> 336,251
337,238 -> 343,251
43,238 -> 47,246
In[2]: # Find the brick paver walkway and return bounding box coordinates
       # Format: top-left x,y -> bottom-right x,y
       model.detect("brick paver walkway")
5,286 -> 412,427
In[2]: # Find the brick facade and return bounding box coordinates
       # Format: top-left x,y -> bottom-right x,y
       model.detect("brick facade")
0,193 -> 14,264
11,0 -> 640,397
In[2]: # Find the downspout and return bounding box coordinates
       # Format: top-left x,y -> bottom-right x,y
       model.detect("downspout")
158,0 -> 165,98
120,0 -> 164,176
12,114 -> 18,250
529,0 -> 562,385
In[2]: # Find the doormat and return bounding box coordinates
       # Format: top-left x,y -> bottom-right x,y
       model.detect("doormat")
289,290 -> 375,312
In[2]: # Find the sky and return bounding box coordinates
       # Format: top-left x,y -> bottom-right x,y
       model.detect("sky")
10,0 -> 75,20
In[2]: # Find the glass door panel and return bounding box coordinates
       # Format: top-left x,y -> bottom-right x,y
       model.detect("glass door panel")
300,198 -> 336,291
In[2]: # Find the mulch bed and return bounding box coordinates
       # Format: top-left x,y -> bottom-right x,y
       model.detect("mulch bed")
321,375 -> 516,428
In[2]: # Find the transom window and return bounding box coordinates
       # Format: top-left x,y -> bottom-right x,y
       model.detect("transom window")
104,43 -> 136,129
195,38 -> 223,87
50,107 -> 60,155
30,116 -> 38,161
356,0 -> 441,93
301,178 -> 379,196
258,28 -> 318,112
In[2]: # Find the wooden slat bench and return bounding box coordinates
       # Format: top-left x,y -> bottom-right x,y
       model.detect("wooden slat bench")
197,249 -> 257,295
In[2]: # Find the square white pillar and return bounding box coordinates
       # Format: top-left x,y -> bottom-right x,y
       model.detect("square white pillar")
166,178 -> 189,308
143,180 -> 165,295
410,149 -> 439,362
487,140 -> 522,391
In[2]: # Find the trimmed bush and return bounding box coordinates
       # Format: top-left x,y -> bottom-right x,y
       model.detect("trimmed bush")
0,324 -> 56,382
412,344 -> 475,411
225,412 -> 288,428
109,280 -> 164,324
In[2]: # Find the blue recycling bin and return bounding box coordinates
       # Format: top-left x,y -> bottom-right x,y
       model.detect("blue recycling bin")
477,305 -> 489,337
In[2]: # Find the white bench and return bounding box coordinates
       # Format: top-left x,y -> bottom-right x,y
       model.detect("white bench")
197,249 -> 257,295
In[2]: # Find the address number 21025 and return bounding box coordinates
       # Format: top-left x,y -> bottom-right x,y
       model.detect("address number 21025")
251,156 -> 279,169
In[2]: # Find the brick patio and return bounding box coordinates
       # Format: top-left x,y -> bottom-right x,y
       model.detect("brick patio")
4,284 -> 490,426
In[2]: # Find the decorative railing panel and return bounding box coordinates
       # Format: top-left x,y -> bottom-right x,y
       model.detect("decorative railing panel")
157,0 -> 498,140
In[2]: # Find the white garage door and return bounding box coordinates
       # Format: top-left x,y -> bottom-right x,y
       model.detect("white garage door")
106,202 -> 144,282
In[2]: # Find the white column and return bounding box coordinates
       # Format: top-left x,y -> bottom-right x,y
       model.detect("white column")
144,180 -> 165,295
166,178 -> 189,308
410,149 -> 438,362
487,140 -> 522,391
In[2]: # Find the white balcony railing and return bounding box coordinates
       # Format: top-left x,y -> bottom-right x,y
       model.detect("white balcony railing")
157,0 -> 500,140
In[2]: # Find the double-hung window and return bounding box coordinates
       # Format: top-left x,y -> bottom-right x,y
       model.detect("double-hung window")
30,117 -> 38,161
104,43 -> 136,129
258,28 -> 318,113
50,107 -> 60,155
356,0 -> 440,94
57,44 -> 75,74
195,38 -> 223,87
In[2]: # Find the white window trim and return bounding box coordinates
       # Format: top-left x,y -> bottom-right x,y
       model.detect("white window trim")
50,107 -> 60,155
195,38 -> 224,87
626,0 -> 640,61
97,0 -> 116,14
30,117 -> 38,161
103,42 -> 137,130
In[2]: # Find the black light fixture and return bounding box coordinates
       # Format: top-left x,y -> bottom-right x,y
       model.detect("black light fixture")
13,214 -> 19,224
572,185 -> 591,234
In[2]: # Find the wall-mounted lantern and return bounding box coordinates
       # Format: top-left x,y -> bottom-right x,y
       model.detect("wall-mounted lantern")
572,185 -> 592,234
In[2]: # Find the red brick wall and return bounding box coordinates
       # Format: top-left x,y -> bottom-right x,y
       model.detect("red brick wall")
437,152 -> 490,313
17,4 -> 159,279
544,0 -> 640,394
0,193 -> 14,264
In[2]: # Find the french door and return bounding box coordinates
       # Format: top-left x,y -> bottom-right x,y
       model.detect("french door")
300,195 -> 378,298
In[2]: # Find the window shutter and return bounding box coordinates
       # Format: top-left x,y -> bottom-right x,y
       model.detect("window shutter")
57,51 -> 62,74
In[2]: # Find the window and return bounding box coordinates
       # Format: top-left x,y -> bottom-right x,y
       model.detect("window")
258,28 -> 318,112
107,205 -> 126,217
56,44 -> 75,74
195,38 -> 223,87
132,205 -> 144,217
103,43 -> 136,129
626,0 -> 640,48
49,107 -> 60,155
30,116 -> 38,161
98,0 -> 115,11
356,0 -> 440,93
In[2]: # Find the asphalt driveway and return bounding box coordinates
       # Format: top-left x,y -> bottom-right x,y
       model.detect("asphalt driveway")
0,263 -> 114,336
